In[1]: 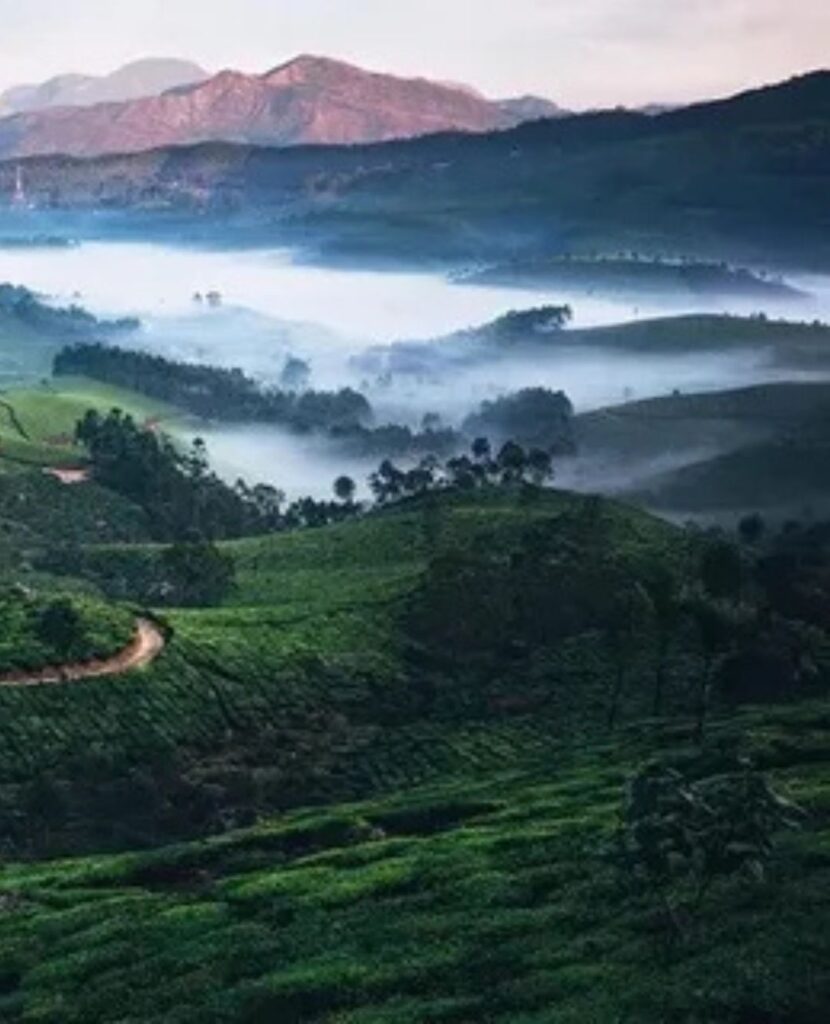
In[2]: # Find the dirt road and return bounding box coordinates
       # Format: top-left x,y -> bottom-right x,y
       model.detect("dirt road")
0,617 -> 166,688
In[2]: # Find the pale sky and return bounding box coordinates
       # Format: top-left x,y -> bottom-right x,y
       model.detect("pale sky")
0,0 -> 827,108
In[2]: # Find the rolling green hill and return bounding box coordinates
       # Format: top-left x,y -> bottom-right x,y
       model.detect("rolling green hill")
0,378 -> 183,471
0,645 -> 828,1023
0,349 -> 826,1020
0,489 -> 683,854
0,479 -> 825,1021
573,382 -> 830,518
575,381 -> 830,462
627,439 -> 830,517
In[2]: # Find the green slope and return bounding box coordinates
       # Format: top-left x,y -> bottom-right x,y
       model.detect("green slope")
0,703 -> 828,1023
0,490 -> 680,856
0,378 -> 183,471
0,488 -> 827,1021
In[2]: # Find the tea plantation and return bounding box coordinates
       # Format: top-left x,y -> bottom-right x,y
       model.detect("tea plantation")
0,485 -> 827,1022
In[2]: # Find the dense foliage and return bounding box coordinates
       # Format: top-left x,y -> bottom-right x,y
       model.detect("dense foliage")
463,387 -> 575,450
0,283 -> 137,338
468,255 -> 801,298
0,483 -> 828,1021
75,409 -> 284,541
56,343 -> 372,432
0,585 -> 134,673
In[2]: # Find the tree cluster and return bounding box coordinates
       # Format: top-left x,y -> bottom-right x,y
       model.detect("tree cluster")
57,344 -> 372,433
0,284 -> 137,337
463,387 -> 575,452
368,437 -> 555,504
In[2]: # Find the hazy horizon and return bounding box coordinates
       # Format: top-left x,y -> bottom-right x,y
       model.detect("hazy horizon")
1,0 -> 828,110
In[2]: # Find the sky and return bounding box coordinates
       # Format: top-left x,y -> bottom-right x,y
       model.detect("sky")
0,0 -> 827,108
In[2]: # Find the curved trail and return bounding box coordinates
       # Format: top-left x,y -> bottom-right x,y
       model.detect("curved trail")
0,618 -> 165,688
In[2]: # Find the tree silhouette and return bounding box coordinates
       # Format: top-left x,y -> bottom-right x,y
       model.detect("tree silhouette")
37,598 -> 83,657
333,475 -> 357,505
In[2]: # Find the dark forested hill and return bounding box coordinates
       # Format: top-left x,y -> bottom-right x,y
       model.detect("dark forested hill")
2,71 -> 829,266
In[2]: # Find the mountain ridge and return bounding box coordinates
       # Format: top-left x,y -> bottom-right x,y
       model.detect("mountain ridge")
0,54 -> 558,159
0,58 -> 209,116
1,69 -> 827,267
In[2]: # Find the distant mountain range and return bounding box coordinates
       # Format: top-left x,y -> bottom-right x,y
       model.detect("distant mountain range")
4,70 -> 826,268
0,55 -> 564,160
0,58 -> 208,117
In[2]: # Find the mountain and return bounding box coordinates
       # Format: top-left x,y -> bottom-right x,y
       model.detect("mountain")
496,95 -> 567,121
0,58 -> 208,116
0,55 -> 549,159
3,70 -> 828,268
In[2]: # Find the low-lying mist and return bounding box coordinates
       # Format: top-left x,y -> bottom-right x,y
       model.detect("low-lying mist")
3,231 -> 830,502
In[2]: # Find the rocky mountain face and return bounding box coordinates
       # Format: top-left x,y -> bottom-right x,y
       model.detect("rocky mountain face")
0,59 -> 208,116
0,55 -> 553,160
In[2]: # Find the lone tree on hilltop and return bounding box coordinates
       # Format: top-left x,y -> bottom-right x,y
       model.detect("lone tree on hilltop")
333,475 -> 357,505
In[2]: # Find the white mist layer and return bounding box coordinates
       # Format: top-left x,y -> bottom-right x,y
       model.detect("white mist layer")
1,239 -> 830,498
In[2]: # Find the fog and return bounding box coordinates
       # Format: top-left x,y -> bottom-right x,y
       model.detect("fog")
1,237 -> 830,499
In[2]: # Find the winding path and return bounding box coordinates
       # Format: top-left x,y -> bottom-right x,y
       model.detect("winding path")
0,618 -> 166,688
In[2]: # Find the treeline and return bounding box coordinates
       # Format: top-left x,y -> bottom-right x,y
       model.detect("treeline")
0,284 -> 137,337
463,387 -> 574,451
74,409 -> 363,542
76,409 -> 278,541
55,343 -> 582,461
56,343 -> 372,433
406,501 -> 830,735
368,437 -> 555,504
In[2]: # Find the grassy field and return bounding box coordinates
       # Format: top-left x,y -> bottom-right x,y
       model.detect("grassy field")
0,377 -> 184,471
0,387 -> 824,1019
0,488 -> 825,1020
0,490 -> 685,852
0,700 -> 828,1023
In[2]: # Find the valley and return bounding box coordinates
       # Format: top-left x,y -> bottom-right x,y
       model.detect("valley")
0,37 -> 828,1024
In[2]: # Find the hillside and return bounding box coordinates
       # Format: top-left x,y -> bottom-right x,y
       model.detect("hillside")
0,482 -> 827,1020
573,381 -> 830,518
0,486 -> 685,852
0,285 -> 139,383
575,381 -> 830,461
0,361 -> 823,1020
362,314 -> 830,384
3,71 -> 829,266
0,698 -> 827,1024
626,439 -> 830,517
0,379 -> 181,471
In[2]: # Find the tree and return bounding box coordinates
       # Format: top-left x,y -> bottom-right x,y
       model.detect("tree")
617,760 -> 803,930
37,598 -> 83,657
471,437 -> 491,463
526,447 -> 554,486
641,562 -> 682,716
684,593 -> 743,744
464,388 -> 574,453
279,356 -> 311,392
700,538 -> 743,602
156,541 -> 236,607
445,455 -> 477,490
369,459 -> 406,504
333,475 -> 356,505
496,441 -> 527,484
738,513 -> 766,547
